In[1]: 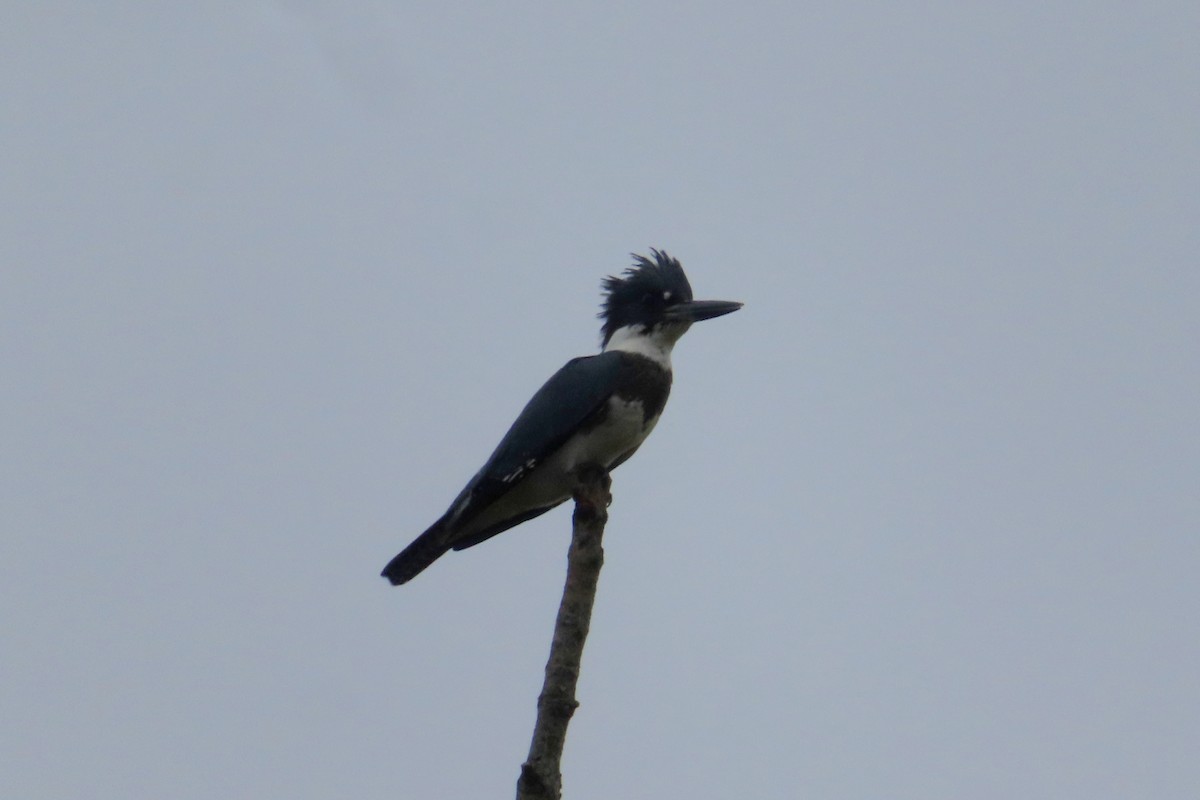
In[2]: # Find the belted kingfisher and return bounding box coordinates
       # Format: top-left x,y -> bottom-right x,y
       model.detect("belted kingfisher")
382,249 -> 742,585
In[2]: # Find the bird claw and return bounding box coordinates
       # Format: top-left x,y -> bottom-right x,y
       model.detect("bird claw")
572,464 -> 612,511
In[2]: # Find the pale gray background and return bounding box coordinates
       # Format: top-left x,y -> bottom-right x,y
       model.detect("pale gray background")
3,3 -> 1197,798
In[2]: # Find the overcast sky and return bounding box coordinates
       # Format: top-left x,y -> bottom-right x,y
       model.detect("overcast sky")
3,3 -> 1198,798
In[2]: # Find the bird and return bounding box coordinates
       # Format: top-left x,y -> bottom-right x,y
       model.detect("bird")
382,249 -> 742,585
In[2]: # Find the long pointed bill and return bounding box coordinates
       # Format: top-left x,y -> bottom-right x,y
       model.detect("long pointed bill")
665,299 -> 744,323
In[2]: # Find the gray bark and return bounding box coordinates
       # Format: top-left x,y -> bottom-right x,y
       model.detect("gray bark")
516,464 -> 611,800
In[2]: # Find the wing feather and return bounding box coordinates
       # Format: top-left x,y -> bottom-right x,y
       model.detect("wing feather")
444,352 -> 623,531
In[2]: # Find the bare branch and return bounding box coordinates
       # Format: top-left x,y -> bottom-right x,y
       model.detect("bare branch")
516,464 -> 611,800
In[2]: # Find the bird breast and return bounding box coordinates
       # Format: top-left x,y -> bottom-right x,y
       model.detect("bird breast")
562,395 -> 659,470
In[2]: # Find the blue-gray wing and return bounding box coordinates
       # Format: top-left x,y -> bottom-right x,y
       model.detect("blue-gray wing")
445,352 -> 623,534
484,352 -> 623,481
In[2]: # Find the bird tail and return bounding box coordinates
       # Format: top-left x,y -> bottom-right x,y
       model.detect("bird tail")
381,519 -> 453,586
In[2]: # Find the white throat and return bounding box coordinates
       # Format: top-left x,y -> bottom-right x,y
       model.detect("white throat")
602,324 -> 685,369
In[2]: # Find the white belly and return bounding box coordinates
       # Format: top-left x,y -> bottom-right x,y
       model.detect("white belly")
457,396 -> 659,538
559,396 -> 658,472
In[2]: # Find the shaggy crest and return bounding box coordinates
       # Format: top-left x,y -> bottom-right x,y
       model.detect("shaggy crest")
599,249 -> 694,346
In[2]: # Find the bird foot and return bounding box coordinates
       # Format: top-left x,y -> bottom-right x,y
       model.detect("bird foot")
572,463 -> 612,511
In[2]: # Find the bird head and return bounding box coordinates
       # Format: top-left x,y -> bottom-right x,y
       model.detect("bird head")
600,249 -> 742,348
